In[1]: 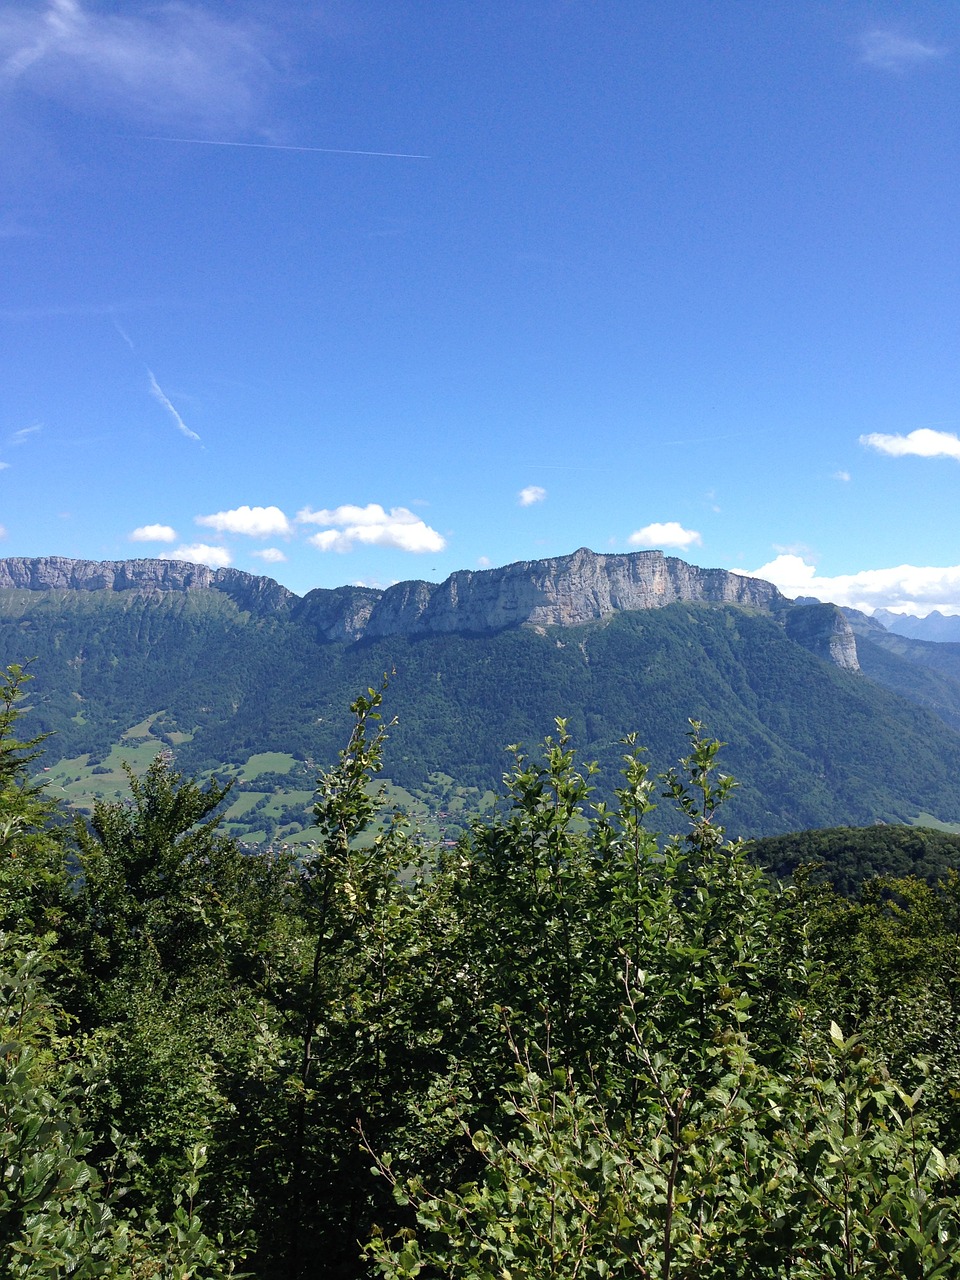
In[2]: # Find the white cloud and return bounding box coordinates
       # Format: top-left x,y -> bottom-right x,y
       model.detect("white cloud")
629,521 -> 702,551
833,470 -> 851,482
298,503 -> 413,527
859,30 -> 947,72
10,424 -> 40,445
0,462 -> 9,471
169,542 -> 232,569
298,503 -> 446,554
736,553 -> 960,616
251,547 -> 287,563
309,530 -> 342,551
0,524 -> 6,539
477,555 -> 491,568
148,371 -> 200,443
130,523 -> 176,543
196,504 -> 291,538
859,428 -> 960,460
0,0 -> 275,131
518,485 -> 546,507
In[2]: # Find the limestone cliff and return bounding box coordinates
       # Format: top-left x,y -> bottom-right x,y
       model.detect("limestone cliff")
783,602 -> 860,672
297,548 -> 787,639
0,556 -> 296,617
0,556 -> 216,594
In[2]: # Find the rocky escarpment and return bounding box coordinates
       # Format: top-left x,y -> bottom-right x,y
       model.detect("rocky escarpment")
292,584 -> 383,640
783,603 -> 860,672
0,548 -> 860,670
0,556 -> 296,617
0,556 -> 215,594
297,548 -> 787,638
294,548 -> 859,671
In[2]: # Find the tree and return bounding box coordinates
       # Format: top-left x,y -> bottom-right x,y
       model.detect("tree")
0,664 -> 67,941
64,753 -> 292,1259
282,684 -> 465,1278
368,726 -> 960,1279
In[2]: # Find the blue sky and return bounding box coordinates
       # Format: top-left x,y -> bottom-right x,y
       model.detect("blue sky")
1,1 -> 958,613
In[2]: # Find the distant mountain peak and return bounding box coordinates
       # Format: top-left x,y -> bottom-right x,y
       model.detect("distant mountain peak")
873,609 -> 960,644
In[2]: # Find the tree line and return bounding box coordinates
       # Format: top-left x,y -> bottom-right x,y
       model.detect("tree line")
3,662 -> 960,1277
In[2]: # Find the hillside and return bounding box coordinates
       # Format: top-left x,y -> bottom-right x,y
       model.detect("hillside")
4,550 -> 960,836
750,824 -> 960,894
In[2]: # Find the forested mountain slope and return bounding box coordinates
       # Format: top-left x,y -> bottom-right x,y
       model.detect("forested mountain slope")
4,552 -> 960,835
8,668 -> 960,1278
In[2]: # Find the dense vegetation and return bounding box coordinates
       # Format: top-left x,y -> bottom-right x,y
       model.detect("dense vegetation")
7,587 -> 960,834
5,662 -> 960,1276
751,825 -> 960,896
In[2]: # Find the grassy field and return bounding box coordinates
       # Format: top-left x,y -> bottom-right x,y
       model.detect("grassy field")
36,711 -> 497,848
42,713 -> 960,851
912,811 -> 960,834
236,752 -> 298,781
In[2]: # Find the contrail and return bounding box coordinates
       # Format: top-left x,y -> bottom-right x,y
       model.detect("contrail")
114,322 -> 201,443
148,370 -> 201,443
142,135 -> 430,160
113,319 -> 135,351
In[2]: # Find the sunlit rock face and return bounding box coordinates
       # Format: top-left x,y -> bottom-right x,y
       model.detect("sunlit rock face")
783,602 -> 860,672
356,547 -> 786,637
0,556 -> 296,616
0,555 -> 218,593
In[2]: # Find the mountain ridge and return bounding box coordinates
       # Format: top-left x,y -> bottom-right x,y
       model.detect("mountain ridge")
0,548 -> 859,669
11,551 -> 960,834
874,609 -> 960,644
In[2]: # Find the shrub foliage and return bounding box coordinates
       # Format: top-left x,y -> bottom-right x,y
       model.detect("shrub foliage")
2,664 -> 959,1277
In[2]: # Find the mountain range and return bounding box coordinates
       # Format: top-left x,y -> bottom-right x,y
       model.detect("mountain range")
873,609 -> 960,644
3,548 -> 960,838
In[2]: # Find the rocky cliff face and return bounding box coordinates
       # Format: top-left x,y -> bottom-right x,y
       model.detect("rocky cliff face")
0,548 -> 860,670
783,603 -> 860,672
0,556 -> 296,617
0,556 -> 215,594
210,568 -> 297,617
297,548 -> 787,639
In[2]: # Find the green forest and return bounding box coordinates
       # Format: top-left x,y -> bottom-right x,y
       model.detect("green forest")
4,661 -> 960,1278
